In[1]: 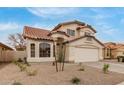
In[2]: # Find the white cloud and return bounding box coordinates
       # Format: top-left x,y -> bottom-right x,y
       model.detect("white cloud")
0,22 -> 20,31
95,22 -> 118,36
103,28 -> 118,35
26,7 -> 78,18
89,8 -> 112,20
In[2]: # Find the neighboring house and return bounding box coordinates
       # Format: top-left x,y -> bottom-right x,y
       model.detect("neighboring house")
104,42 -> 124,59
0,42 -> 13,62
23,20 -> 104,63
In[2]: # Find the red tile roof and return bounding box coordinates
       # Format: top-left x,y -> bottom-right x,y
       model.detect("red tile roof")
104,42 -> 124,49
23,26 -> 53,41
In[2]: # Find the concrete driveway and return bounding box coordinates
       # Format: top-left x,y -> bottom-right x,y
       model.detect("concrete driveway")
83,61 -> 124,74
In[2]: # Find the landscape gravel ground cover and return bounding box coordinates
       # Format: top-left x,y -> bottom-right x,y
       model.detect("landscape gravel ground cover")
0,62 -> 124,85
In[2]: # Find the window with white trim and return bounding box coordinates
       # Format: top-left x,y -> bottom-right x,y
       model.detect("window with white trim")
30,43 -> 35,57
85,32 -> 91,36
39,43 -> 50,57
67,29 -> 75,36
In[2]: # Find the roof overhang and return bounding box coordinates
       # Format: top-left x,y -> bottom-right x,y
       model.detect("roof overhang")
52,20 -> 86,31
64,36 -> 105,47
0,42 -> 13,50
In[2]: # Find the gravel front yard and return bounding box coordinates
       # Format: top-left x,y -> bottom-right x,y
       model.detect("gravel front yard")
0,62 -> 124,85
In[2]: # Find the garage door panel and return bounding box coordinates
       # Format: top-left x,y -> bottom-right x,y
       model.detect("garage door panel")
75,48 -> 99,63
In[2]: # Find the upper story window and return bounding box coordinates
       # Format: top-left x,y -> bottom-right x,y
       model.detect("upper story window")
67,29 -> 75,36
85,32 -> 91,36
39,43 -> 50,57
30,43 -> 35,57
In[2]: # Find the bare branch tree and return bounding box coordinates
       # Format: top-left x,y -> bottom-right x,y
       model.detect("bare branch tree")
8,33 -> 26,51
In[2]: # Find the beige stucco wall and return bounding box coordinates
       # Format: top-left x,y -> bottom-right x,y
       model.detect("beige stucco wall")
57,23 -> 78,34
65,37 -> 104,62
26,39 -> 55,62
51,33 -> 69,41
113,48 -> 124,58
79,28 -> 95,36
56,23 -> 95,38
26,36 -> 103,63
104,48 -> 111,59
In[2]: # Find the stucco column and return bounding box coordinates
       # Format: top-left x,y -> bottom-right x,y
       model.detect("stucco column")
51,42 -> 53,58
26,39 -> 30,58
35,42 -> 39,58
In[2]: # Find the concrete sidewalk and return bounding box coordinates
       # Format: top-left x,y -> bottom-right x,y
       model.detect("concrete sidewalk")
83,61 -> 124,85
83,62 -> 124,74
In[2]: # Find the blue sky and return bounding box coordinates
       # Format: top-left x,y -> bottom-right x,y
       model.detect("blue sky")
0,7 -> 124,44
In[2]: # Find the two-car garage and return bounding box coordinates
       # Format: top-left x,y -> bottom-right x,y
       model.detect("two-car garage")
66,36 -> 104,63
74,47 -> 99,63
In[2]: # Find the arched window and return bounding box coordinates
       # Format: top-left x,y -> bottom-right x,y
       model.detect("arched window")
39,43 -> 50,57
30,43 -> 35,57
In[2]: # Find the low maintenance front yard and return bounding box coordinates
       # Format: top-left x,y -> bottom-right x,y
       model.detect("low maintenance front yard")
0,62 -> 124,85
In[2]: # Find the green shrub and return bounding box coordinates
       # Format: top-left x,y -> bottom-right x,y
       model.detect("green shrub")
18,64 -> 27,71
17,58 -> 23,62
12,81 -> 22,85
26,69 -> 37,76
12,60 -> 27,71
13,60 -> 37,76
12,60 -> 18,65
71,77 -> 81,84
103,64 -> 110,74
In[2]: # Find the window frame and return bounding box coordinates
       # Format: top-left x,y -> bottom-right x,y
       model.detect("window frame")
30,43 -> 35,57
85,32 -> 91,36
107,48 -> 110,56
39,43 -> 51,57
67,29 -> 75,36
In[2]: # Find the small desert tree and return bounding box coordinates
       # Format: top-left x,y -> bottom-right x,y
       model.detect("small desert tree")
8,33 -> 26,50
54,37 -> 66,72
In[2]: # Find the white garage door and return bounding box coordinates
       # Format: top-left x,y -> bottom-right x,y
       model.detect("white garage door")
75,48 -> 99,63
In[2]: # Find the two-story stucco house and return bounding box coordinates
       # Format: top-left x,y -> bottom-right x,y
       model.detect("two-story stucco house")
23,20 -> 104,63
